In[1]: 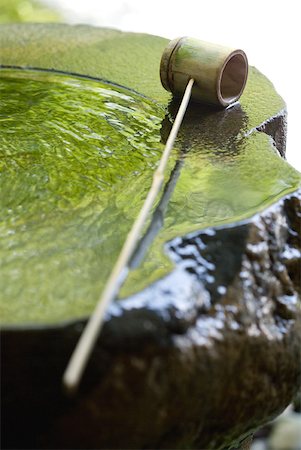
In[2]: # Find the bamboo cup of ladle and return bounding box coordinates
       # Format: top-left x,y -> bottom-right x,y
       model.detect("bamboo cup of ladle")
160,36 -> 248,107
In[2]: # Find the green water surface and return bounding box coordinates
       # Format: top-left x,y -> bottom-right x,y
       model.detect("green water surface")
0,69 -> 300,325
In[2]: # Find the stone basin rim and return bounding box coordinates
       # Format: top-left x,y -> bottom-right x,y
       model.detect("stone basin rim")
0,65 -> 160,106
0,63 -> 289,143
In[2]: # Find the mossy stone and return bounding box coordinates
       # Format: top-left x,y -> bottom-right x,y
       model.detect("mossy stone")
0,24 -> 300,450
0,24 -> 300,325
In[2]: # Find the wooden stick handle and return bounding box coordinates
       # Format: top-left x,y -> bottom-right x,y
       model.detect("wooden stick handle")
62,78 -> 195,394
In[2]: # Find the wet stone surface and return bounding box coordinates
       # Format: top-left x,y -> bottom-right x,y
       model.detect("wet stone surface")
0,24 -> 301,450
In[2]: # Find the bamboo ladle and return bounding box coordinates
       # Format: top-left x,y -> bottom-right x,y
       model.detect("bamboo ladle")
63,36 -> 249,394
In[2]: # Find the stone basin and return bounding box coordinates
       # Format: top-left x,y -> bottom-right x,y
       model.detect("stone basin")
0,24 -> 300,450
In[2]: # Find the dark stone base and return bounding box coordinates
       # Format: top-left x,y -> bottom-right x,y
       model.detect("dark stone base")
2,190 -> 300,450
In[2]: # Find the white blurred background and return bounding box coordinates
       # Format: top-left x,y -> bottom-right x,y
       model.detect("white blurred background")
43,0 -> 300,170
